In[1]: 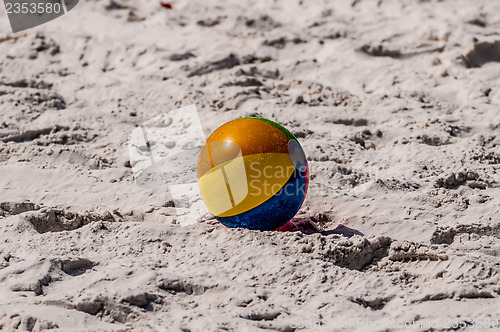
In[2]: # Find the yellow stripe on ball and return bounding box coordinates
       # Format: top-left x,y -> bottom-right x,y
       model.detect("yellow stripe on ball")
198,152 -> 295,217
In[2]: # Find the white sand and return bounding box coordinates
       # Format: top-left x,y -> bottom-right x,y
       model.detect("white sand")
0,0 -> 499,331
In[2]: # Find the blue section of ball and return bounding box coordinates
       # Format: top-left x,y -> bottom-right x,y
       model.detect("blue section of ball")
215,168 -> 307,231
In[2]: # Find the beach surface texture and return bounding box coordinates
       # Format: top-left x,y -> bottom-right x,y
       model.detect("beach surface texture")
0,0 -> 499,331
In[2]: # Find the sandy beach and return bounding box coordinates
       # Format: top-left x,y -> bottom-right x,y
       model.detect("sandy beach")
0,0 -> 499,330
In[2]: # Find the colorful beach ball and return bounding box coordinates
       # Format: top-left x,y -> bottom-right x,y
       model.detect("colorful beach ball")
197,117 -> 309,231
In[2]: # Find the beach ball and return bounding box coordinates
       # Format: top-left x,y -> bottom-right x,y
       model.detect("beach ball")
197,117 -> 309,230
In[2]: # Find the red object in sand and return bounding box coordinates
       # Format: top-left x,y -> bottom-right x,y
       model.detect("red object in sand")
275,218 -> 319,234
160,1 -> 173,9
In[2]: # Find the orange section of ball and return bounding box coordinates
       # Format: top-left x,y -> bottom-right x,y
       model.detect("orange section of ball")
197,118 -> 290,178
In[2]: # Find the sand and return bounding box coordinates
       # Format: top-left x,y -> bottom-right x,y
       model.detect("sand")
0,0 -> 499,331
